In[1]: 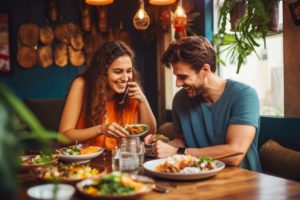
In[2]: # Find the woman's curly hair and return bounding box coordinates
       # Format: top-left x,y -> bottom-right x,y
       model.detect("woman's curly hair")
80,41 -> 141,127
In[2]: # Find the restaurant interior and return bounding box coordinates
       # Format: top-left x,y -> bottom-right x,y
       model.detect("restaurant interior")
1,0 -> 300,199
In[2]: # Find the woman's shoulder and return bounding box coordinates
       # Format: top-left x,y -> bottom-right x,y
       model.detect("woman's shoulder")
71,76 -> 85,88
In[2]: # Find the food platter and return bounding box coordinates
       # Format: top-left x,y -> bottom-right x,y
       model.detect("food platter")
143,156 -> 225,180
36,163 -> 106,183
76,172 -> 154,199
125,124 -> 150,138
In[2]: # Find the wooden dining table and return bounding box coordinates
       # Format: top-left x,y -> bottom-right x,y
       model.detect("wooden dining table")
18,150 -> 300,200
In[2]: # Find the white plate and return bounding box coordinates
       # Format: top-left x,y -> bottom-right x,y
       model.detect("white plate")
143,158 -> 225,180
27,183 -> 75,200
57,146 -> 104,163
126,124 -> 150,138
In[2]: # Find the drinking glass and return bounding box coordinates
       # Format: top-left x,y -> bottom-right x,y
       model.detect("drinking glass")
119,138 -> 139,174
111,146 -> 120,171
137,141 -> 145,166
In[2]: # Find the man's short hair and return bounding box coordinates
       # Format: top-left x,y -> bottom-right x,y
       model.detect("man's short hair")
161,36 -> 216,72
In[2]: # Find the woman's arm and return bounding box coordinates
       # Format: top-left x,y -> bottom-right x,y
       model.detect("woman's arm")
59,77 -> 129,143
127,82 -> 157,135
58,77 -> 101,143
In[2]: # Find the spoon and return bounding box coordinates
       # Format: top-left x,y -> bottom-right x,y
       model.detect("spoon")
119,85 -> 129,104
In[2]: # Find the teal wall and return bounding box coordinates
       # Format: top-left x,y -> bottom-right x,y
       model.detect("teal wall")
0,0 -> 82,99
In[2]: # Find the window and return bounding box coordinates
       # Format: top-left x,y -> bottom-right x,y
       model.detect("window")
218,1 -> 284,116
165,1 -> 284,117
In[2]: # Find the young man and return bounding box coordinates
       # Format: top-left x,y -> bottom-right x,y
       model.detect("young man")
148,36 -> 261,171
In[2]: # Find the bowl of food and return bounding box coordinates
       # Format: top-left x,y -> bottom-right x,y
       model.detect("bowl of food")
76,171 -> 154,199
125,124 -> 150,138
56,144 -> 104,163
27,183 -> 75,200
36,163 -> 106,184
21,154 -> 57,171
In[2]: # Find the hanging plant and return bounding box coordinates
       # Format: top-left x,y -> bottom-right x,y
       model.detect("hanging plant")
213,0 -> 280,73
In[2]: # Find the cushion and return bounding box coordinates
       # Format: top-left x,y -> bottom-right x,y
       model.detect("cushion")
157,122 -> 175,140
259,139 -> 300,181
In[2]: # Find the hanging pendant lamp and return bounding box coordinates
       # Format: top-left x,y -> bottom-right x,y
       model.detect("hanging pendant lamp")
173,0 -> 187,32
85,0 -> 113,6
149,0 -> 176,6
133,0 -> 150,30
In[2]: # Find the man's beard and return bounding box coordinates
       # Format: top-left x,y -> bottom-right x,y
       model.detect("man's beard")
184,86 -> 203,97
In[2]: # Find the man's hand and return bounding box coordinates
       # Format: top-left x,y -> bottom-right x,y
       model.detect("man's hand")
153,141 -> 177,158
144,134 -> 156,144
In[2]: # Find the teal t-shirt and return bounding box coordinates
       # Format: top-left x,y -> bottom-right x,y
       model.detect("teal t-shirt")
172,79 -> 262,172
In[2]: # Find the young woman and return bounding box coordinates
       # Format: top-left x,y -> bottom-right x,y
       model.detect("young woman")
59,41 -> 156,150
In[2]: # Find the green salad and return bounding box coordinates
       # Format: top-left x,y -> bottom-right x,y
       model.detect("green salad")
33,155 -> 53,164
83,172 -> 145,195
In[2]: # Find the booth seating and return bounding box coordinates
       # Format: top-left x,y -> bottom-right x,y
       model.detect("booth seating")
23,98 -> 65,150
24,98 -> 65,131
259,139 -> 300,181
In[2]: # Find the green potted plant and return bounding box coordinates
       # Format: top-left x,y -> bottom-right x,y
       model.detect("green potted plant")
213,0 -> 280,73
0,84 -> 67,199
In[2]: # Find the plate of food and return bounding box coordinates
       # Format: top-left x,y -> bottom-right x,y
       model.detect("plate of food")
125,124 -> 150,138
76,171 -> 154,199
56,144 -> 104,163
36,163 -> 106,183
21,154 -> 57,170
143,155 -> 225,180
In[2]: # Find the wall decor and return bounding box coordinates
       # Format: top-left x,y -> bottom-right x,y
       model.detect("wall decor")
289,0 -> 300,25
0,11 -> 10,73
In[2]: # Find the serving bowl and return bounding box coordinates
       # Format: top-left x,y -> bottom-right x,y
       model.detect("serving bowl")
56,146 -> 104,163
27,183 -> 75,200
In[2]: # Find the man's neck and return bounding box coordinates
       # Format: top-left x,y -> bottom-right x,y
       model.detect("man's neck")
201,74 -> 226,104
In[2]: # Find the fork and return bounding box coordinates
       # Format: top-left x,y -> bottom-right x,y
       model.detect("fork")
119,85 -> 129,104
130,175 -> 169,193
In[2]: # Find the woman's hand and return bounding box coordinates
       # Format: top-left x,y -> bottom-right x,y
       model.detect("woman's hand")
102,122 -> 129,138
127,82 -> 147,103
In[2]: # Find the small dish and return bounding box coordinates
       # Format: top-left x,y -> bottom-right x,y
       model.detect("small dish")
125,124 -> 150,138
27,183 -> 75,200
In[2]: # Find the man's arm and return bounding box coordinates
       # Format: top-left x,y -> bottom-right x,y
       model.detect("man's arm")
186,124 -> 255,166
154,124 -> 255,166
